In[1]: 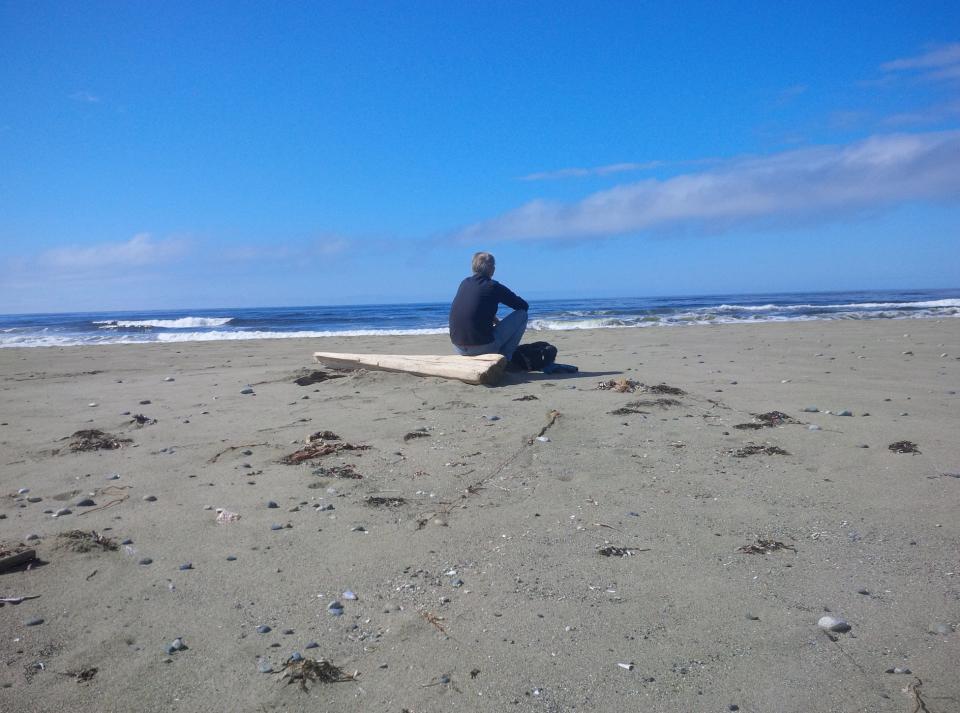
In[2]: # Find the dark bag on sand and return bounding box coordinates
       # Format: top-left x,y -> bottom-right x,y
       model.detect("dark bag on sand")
510,341 -> 558,371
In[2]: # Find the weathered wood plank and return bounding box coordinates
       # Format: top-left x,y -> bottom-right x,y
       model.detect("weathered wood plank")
312,352 -> 506,385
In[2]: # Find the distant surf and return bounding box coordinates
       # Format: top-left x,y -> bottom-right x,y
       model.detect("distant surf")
1,289 -> 957,347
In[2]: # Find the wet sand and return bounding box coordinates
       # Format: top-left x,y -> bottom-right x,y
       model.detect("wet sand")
1,319 -> 958,712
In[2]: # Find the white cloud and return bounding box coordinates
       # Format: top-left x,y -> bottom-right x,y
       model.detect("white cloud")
221,237 -> 349,262
519,162 -> 664,182
39,233 -> 186,271
881,42 -> 960,82
70,91 -> 100,103
454,130 -> 960,243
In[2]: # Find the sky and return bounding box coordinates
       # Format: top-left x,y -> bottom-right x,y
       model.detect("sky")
1,1 -> 959,313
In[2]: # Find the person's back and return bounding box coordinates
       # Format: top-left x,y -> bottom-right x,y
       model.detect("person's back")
449,252 -> 528,359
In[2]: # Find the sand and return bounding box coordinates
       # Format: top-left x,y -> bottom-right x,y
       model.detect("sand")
1,319 -> 958,713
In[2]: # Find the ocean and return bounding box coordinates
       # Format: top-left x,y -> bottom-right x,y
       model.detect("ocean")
1,288 -> 958,348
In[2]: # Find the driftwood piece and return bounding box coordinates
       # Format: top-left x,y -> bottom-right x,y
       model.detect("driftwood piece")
313,352 -> 507,385
0,549 -> 37,573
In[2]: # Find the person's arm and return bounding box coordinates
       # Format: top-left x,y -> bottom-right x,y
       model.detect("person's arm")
495,283 -> 529,312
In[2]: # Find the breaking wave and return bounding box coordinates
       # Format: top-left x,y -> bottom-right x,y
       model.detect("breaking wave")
94,317 -> 235,329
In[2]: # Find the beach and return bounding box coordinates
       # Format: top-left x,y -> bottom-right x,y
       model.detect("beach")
1,318 -> 958,713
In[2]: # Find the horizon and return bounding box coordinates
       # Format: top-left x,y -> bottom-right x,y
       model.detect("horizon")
2,3 -> 959,313
2,285 -> 958,320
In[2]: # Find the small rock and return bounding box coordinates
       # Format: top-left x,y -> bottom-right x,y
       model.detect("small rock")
837,410 -> 853,417
256,657 -> 272,673
139,399 -> 151,405
351,525 -> 366,532
164,377 -> 175,382
76,498 -> 96,507
171,637 -> 186,651
289,651 -> 303,661
808,424 -> 821,431
226,555 -> 237,561
729,706 -> 740,712
305,641 -> 319,649
267,500 -> 278,509
817,616 -> 851,632
932,623 -> 953,635
802,406 -> 818,413
857,588 -> 870,595
327,601 -> 344,616
26,496 -> 42,503
440,674 -> 450,684
240,388 -> 254,395
536,436 -> 550,442
143,495 -> 157,502
106,473 -> 120,480
25,533 -> 40,541
283,629 -> 294,635
342,590 -> 358,600
25,617 -> 44,626
52,508 -> 72,517
485,415 -> 500,421
17,488 -> 30,495
88,402 -> 98,407
178,563 -> 193,571
256,625 -> 271,634
138,558 -> 153,566
451,578 -> 464,588
270,524 -> 283,531
885,667 -> 912,674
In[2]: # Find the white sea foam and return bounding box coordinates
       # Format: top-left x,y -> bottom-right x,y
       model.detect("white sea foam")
94,317 -> 235,329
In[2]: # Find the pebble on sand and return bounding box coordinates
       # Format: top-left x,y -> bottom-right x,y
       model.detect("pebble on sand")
178,563 -> 193,571
75,498 -> 96,507
25,617 -> 44,626
52,508 -> 72,517
138,558 -> 153,566
817,616 -> 851,632
327,601 -> 344,616
143,495 -> 157,502
256,625 -> 272,634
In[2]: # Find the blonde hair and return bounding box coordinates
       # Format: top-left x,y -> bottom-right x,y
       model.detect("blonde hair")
471,251 -> 495,277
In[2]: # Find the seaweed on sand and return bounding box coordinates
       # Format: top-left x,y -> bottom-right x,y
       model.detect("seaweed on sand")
67,429 -> 132,452
280,441 -> 369,465
737,539 -> 796,554
365,496 -> 407,508
277,656 -> 356,691
56,530 -> 118,552
730,444 -> 789,457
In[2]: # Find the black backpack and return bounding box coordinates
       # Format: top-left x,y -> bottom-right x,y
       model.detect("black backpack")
510,341 -> 558,371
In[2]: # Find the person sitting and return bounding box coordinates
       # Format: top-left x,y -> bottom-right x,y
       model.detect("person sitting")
449,252 -> 528,360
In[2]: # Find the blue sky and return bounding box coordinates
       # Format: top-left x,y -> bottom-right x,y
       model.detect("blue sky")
1,1 -> 959,313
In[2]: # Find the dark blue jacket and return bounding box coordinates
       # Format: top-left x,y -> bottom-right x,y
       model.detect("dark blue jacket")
449,274 -> 528,346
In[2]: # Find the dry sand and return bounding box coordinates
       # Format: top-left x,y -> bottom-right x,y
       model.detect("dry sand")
1,320 -> 958,713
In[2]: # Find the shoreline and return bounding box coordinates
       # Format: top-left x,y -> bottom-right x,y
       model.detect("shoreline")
1,319 -> 958,712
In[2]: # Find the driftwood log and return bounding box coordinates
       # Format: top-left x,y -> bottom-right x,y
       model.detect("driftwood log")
312,352 -> 507,385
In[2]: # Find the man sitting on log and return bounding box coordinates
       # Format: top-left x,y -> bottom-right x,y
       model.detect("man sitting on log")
449,251 -> 528,360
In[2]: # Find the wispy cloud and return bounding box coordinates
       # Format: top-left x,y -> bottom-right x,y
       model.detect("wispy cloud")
518,158 -> 722,182
221,237 -> 349,263
69,91 -> 100,103
518,161 -> 664,182
454,130 -> 960,243
775,84 -> 808,106
883,99 -> 960,126
39,233 -> 186,272
881,42 -> 960,82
